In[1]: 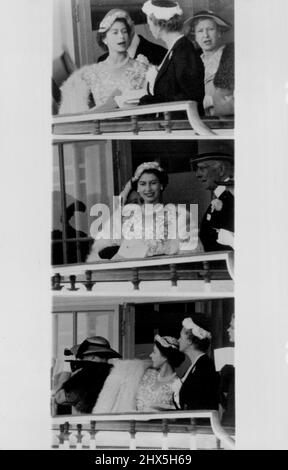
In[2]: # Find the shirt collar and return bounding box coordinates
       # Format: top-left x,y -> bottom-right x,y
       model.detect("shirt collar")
127,33 -> 140,59
200,44 -> 225,64
214,177 -> 230,198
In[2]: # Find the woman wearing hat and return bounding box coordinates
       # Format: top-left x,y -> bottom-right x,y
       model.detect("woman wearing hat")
184,10 -> 234,116
59,9 -> 149,114
54,336 -> 120,414
138,1 -> 213,136
86,161 -> 202,262
93,335 -> 184,413
173,317 -> 219,410
136,335 -> 185,411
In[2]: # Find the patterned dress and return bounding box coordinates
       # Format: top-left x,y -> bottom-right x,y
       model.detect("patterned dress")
87,202 -> 202,261
136,368 -> 177,412
59,56 -> 148,114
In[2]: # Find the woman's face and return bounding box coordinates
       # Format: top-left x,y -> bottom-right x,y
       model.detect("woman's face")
104,20 -> 130,53
195,18 -> 221,52
137,171 -> 162,204
178,328 -> 191,353
150,344 -> 166,369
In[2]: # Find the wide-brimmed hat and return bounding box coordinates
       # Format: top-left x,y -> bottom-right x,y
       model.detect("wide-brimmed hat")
142,0 -> 183,21
65,336 -> 121,360
98,9 -> 134,34
190,152 -> 234,170
184,10 -> 231,30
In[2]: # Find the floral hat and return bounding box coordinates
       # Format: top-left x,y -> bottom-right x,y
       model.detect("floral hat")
142,0 -> 183,21
132,161 -> 165,181
98,9 -> 134,34
182,318 -> 211,340
154,334 -> 179,349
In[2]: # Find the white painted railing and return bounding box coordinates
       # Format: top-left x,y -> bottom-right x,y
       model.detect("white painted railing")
52,410 -> 235,450
52,101 -> 234,139
51,251 -> 234,304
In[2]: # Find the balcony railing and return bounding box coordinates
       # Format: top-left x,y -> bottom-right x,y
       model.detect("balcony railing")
51,251 -> 234,303
52,410 -> 235,450
52,101 -> 234,140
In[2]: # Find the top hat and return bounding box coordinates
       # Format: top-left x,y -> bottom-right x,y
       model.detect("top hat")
190,152 -> 234,170
184,10 -> 231,30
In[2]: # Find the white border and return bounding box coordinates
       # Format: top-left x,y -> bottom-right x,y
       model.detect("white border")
0,0 -> 288,450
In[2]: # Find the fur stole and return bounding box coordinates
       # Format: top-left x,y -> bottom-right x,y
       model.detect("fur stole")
93,359 -> 151,413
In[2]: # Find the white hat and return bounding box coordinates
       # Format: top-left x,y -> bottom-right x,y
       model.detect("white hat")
142,0 -> 183,21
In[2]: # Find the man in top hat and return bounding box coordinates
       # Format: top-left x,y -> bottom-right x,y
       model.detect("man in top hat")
54,336 -> 121,414
191,152 -> 234,252
97,8 -> 167,66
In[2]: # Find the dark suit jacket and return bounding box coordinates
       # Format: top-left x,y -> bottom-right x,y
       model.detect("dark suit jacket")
139,36 -> 204,114
179,354 -> 219,410
200,190 -> 234,252
219,364 -> 235,426
98,34 -> 167,66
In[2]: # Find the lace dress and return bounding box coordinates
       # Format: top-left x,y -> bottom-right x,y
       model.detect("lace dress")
120,203 -> 200,257
87,202 -> 202,261
59,56 -> 148,114
136,368 -> 177,412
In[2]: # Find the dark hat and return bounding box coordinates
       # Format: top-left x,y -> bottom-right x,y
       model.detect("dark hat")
184,10 -> 231,30
190,152 -> 234,170
65,336 -> 121,360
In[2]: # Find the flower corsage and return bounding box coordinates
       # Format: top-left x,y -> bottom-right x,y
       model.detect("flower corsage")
211,198 -> 223,212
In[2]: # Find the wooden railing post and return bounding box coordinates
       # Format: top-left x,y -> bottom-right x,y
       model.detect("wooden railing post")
84,270 -> 95,291
52,273 -> 63,291
76,424 -> 83,450
131,115 -> 139,135
189,418 -> 197,450
93,120 -> 102,135
63,421 -> 70,449
202,261 -> 211,291
90,420 -> 97,449
162,419 -> 169,450
58,423 -> 65,449
129,420 -> 136,450
170,264 -> 178,287
68,275 -> 78,291
163,112 -> 172,133
131,268 -> 140,290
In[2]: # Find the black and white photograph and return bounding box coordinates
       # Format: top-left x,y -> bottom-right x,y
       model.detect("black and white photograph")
0,0 -> 288,452
51,0 -> 235,450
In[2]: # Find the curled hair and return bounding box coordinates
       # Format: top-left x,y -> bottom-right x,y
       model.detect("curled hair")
96,18 -> 132,51
184,329 -> 211,352
149,13 -> 183,32
154,339 -> 185,369
131,169 -> 169,192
